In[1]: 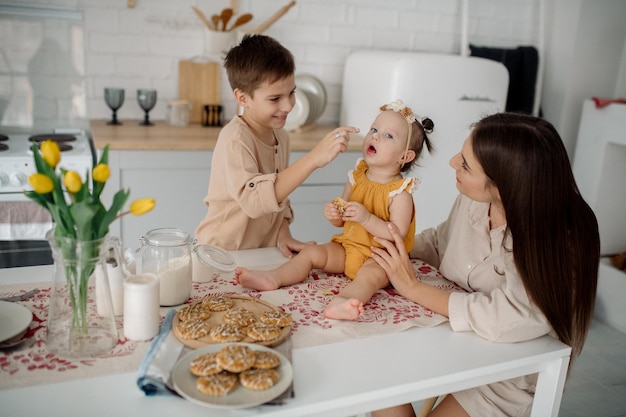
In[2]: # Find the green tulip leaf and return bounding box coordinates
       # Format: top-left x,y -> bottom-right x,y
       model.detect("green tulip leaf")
96,188 -> 130,238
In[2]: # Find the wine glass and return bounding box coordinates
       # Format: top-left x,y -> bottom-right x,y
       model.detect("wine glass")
104,88 -> 124,125
137,89 -> 157,126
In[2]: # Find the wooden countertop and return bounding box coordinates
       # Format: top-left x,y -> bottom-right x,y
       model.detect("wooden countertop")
89,120 -> 363,152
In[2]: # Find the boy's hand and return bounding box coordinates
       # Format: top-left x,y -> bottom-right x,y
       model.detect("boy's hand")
278,237 -> 316,259
311,126 -> 359,168
278,220 -> 315,258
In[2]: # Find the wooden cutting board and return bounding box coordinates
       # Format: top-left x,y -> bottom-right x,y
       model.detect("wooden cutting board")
178,60 -> 221,123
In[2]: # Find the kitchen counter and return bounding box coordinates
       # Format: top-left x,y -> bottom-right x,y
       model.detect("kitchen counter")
89,120 -> 363,151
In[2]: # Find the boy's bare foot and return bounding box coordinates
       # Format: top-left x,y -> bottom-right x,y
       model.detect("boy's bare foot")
323,296 -> 364,320
235,268 -> 280,291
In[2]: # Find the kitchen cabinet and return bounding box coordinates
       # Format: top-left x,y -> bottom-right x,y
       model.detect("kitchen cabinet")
102,149 -> 212,248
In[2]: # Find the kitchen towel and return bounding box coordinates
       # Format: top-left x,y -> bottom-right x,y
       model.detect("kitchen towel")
135,307 -> 294,402
136,309 -> 184,395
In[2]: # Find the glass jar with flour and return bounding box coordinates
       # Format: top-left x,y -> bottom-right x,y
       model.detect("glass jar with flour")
138,228 -> 192,306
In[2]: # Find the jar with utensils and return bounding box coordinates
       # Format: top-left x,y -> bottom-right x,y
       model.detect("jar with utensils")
137,228 -> 192,306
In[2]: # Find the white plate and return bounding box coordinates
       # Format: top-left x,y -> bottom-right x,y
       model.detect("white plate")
0,301 -> 32,343
295,74 -> 327,125
284,89 -> 310,131
172,342 -> 293,409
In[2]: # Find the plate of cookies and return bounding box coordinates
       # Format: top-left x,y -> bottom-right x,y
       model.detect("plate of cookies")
172,295 -> 292,349
171,342 -> 293,409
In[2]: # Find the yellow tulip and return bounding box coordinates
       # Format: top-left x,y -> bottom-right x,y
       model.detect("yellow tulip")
129,198 -> 155,216
28,173 -> 54,194
40,140 -> 61,168
63,171 -> 82,193
93,163 -> 110,183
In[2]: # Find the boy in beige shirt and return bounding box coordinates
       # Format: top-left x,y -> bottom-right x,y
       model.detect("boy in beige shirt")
195,34 -> 358,258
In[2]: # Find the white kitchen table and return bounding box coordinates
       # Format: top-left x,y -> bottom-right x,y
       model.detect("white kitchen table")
0,248 -> 571,417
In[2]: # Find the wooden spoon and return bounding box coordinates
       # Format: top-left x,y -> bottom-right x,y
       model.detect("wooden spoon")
227,13 -> 253,32
253,0 -> 296,34
191,6 -> 215,31
220,8 -> 234,31
211,14 -> 221,31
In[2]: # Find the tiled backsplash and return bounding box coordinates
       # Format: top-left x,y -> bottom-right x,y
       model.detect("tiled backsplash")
0,0 -> 542,129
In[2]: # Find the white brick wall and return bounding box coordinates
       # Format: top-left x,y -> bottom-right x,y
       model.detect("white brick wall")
0,0 -> 543,128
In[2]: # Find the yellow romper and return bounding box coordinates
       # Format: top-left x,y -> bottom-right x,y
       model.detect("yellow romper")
331,159 -> 417,279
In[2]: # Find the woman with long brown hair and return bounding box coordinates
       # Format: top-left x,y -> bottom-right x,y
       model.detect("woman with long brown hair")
371,112 -> 600,417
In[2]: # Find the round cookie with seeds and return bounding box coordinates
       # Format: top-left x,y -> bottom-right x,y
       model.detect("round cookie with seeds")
177,302 -> 211,322
176,319 -> 211,340
209,323 -> 246,343
259,309 -> 293,327
196,371 -> 239,396
223,307 -> 257,327
239,368 -> 280,391
189,352 -> 222,376
216,344 -> 257,373
246,322 -> 282,342
253,350 -> 281,369
333,197 -> 347,215
202,295 -> 234,312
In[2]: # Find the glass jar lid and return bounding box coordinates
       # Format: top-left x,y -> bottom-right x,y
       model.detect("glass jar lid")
194,245 -> 236,272
142,228 -> 190,247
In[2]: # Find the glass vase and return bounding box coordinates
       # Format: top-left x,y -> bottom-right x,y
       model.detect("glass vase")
46,232 -> 118,358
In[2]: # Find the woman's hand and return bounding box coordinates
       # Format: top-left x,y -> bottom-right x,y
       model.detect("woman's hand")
371,222 -> 417,294
372,222 -> 451,317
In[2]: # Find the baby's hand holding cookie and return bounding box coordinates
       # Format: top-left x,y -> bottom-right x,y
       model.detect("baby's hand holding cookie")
324,200 -> 342,220
332,197 -> 347,216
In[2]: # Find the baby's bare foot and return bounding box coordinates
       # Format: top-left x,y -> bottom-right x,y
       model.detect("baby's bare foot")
235,267 -> 280,291
323,296 -> 364,320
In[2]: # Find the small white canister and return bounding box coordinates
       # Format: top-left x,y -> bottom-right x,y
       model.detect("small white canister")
192,245 -> 236,283
123,273 -> 160,341
166,100 -> 192,127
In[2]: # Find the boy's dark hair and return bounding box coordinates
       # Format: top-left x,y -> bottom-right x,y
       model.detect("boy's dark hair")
224,34 -> 295,96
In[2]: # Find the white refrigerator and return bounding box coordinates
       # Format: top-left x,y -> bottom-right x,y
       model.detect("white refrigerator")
340,50 -> 509,233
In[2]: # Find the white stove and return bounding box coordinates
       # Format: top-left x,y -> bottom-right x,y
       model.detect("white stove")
0,128 -> 95,267
0,128 -> 95,199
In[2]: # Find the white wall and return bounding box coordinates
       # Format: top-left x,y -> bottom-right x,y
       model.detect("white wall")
0,0 -> 544,125
79,0 -> 546,124
1,0 -> 625,160
541,0 -> 626,156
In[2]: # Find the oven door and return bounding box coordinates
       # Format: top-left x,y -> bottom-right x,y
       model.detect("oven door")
0,200 -> 53,268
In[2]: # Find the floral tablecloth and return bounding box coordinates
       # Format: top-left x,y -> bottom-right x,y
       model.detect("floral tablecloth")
0,260 -> 462,390
0,282 -> 151,390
